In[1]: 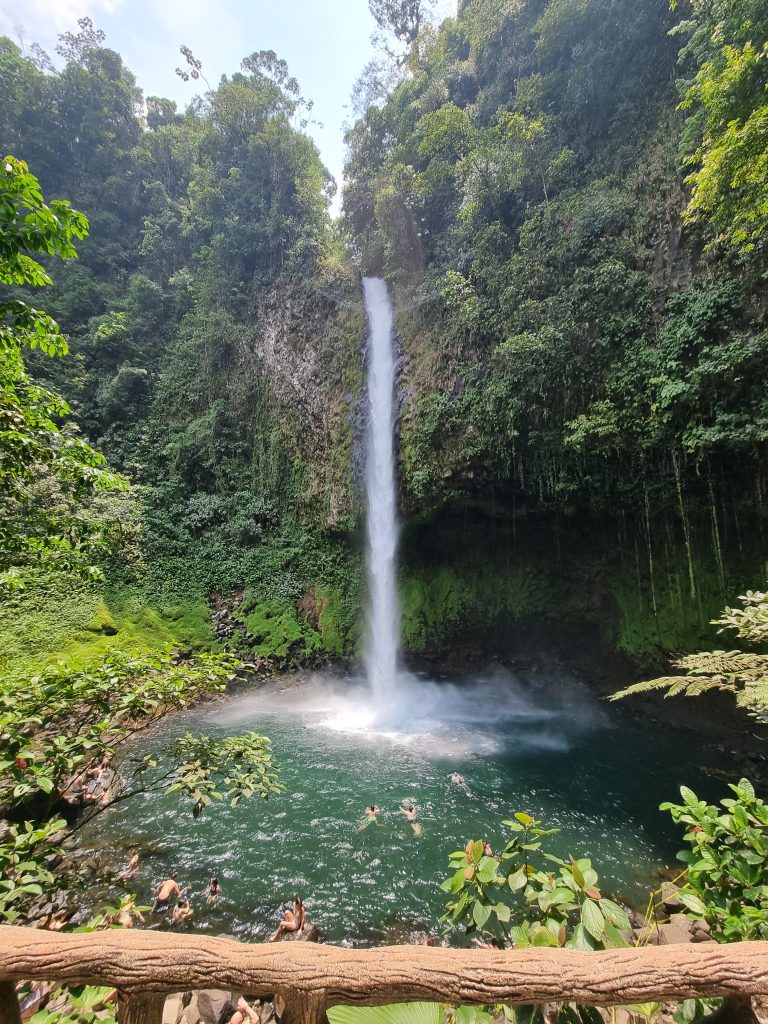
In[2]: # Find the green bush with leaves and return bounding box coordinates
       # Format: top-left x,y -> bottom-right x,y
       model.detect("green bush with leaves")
0,817 -> 65,922
0,648 -> 242,811
164,731 -> 284,817
660,778 -> 768,942
441,812 -> 631,950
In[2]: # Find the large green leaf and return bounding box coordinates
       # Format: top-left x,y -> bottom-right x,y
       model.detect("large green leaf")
581,898 -> 605,941
472,900 -> 492,928
327,1003 -> 443,1024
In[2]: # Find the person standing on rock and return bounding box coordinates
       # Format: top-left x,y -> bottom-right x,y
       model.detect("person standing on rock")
117,848 -> 139,882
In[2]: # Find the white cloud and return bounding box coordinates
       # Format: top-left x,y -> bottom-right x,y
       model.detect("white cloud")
0,0 -> 124,49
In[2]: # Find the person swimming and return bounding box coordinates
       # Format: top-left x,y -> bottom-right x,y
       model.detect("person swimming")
358,804 -> 382,830
401,802 -> 422,836
451,772 -> 467,788
401,803 -> 417,822
269,897 -> 305,941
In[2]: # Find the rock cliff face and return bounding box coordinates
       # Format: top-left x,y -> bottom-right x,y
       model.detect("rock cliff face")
240,281 -> 366,529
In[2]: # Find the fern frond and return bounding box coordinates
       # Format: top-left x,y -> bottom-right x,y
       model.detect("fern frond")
610,678 -> 681,700
676,651 -> 768,677
611,675 -> 731,701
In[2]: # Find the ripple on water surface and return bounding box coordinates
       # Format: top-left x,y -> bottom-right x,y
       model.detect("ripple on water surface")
81,668 -> 731,945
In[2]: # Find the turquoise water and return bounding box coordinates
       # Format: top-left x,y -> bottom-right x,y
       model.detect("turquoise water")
79,668 -> 730,946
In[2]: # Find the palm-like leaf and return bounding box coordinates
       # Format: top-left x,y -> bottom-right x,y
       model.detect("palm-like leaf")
327,1003 -> 443,1024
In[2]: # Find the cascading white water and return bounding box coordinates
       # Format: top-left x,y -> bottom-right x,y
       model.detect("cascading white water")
362,277 -> 400,703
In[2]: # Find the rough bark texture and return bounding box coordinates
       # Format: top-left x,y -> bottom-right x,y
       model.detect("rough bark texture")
117,992 -> 166,1024
701,995 -> 762,1024
0,928 -> 766,1008
0,981 -> 21,1024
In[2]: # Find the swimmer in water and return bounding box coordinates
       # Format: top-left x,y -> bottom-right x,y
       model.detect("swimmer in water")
171,897 -> 193,926
401,803 -> 417,823
482,840 -> 494,857
450,772 -> 467,788
358,804 -> 382,830
400,803 -> 422,835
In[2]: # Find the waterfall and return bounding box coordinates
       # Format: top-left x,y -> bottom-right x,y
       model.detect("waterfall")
362,277 -> 400,702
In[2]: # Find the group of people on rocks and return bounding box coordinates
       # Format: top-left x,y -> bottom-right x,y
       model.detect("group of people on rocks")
149,871 -> 224,926
66,752 -> 116,806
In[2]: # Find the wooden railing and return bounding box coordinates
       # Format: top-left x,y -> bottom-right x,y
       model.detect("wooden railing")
0,928 -> 766,1024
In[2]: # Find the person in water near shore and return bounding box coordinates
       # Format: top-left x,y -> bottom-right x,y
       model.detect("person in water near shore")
152,874 -> 187,913
83,752 -> 114,805
116,896 -> 145,929
365,805 -> 381,818
483,840 -> 494,857
269,896 -> 305,941
171,897 -> 193,926
117,848 -> 139,881
451,772 -> 467,788
207,877 -> 222,906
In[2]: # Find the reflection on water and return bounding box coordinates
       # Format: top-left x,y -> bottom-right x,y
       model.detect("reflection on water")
80,669 -> 728,946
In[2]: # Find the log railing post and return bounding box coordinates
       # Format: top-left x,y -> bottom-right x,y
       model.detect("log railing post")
117,991 -> 166,1024
0,983 -> 21,1024
280,989 -> 327,1024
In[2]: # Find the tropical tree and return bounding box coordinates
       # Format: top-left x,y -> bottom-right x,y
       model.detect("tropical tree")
0,156 -> 126,587
674,0 -> 768,251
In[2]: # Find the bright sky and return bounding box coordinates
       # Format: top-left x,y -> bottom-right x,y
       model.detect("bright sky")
0,0 -> 455,215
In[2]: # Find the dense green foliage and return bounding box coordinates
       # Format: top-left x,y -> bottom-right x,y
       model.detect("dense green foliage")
0,23 -> 361,660
3,0 -> 768,667
676,0 -> 768,251
0,648 -> 237,812
0,157 -> 126,587
660,779 -> 768,941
